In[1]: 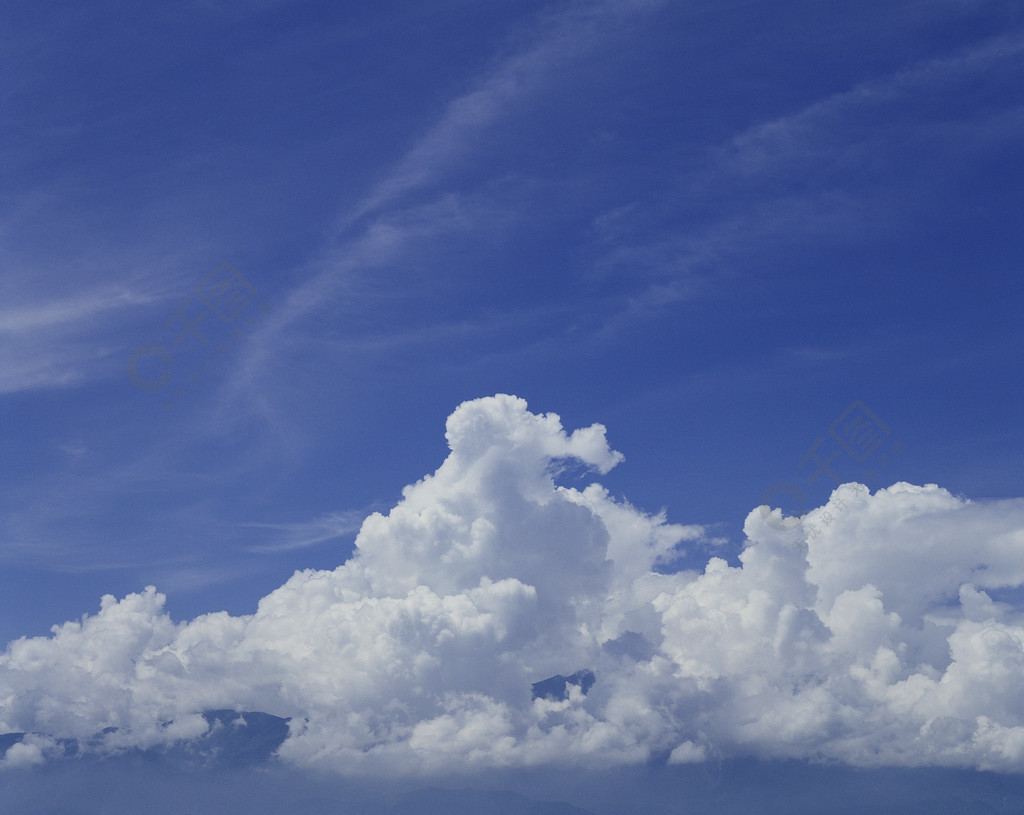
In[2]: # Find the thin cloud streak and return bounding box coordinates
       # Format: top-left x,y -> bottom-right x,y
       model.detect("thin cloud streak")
242,511 -> 369,553
217,0 -> 668,420
342,0 -> 667,226
720,30 -> 1024,175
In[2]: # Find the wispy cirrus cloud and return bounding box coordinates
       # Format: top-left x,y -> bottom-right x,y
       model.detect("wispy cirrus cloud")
0,290 -> 142,335
241,511 -> 369,553
0,195 -> 227,395
0,286 -> 152,394
344,0 -> 664,225
216,0 -> 669,419
719,30 -> 1024,178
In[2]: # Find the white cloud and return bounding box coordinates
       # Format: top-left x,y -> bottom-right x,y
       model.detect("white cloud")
0,735 -> 56,771
668,740 -> 706,764
2,395 -> 1024,773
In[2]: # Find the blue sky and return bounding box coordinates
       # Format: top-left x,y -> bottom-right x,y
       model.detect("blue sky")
3,0 -> 1024,809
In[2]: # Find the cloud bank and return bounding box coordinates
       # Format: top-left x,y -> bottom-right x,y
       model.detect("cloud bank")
2,395 -> 1024,773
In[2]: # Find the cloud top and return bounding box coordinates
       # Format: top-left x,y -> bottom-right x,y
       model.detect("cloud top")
3,395 -> 1024,773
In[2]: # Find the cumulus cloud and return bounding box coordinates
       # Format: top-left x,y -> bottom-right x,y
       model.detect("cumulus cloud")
2,395 -> 1024,773
0,734 -> 54,771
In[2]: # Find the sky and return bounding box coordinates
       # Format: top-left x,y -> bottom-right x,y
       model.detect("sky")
2,0 -> 1024,811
